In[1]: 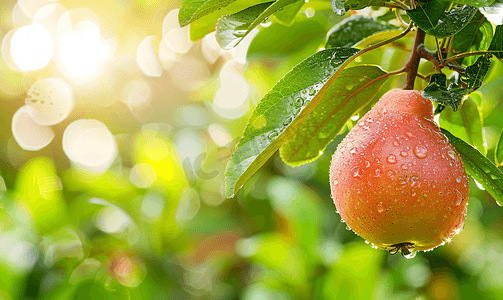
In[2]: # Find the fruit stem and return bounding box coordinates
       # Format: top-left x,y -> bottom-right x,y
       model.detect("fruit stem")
403,27 -> 425,90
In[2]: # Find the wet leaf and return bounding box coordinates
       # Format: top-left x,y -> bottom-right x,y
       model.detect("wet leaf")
408,3 -> 477,38
187,0 -> 272,41
439,96 -> 486,155
325,15 -> 400,49
442,128 -> 503,206
280,65 -> 389,166
273,0 -> 305,25
330,0 -> 391,16
488,25 -> 503,60
451,11 -> 493,65
422,73 -> 469,111
216,0 -> 303,49
462,54 -> 491,91
224,47 -> 359,198
179,0 -> 237,26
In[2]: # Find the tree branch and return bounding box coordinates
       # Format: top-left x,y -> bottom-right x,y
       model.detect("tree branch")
403,28 -> 426,90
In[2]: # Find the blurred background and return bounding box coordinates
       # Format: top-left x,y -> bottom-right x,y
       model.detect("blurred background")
1,0 -> 503,299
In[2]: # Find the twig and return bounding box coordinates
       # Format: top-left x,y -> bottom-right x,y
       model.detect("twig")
403,28 -> 426,90
443,50 -> 495,65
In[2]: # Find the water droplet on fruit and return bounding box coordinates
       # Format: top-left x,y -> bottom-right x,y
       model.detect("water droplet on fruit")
447,150 -> 456,160
387,154 -> 397,164
410,176 -> 419,187
400,151 -> 408,157
455,189 -> 463,205
387,170 -> 395,180
393,140 -> 400,147
401,164 -> 408,170
365,160 -> 371,168
456,177 -> 461,183
351,166 -> 362,178
413,145 -> 427,158
333,180 -> 338,186
377,203 -> 384,213
374,168 -> 381,177
349,147 -> 357,154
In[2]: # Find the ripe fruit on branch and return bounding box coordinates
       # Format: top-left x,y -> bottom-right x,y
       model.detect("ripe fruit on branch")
329,89 -> 469,257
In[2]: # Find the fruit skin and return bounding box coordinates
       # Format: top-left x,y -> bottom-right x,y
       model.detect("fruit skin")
329,89 -> 469,253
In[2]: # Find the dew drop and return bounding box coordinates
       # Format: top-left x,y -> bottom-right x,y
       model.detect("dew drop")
447,150 -> 456,160
455,189 -> 463,206
400,151 -> 408,157
268,130 -> 278,140
387,154 -> 397,164
374,168 -> 381,177
410,176 -> 419,187
309,88 -> 316,96
294,97 -> 304,108
377,202 -> 384,213
333,180 -> 338,186
393,140 -> 400,147
345,225 -> 351,231
349,147 -> 357,154
364,160 -> 371,168
413,145 -> 427,158
387,170 -> 395,180
456,177 -> 461,183
401,164 -> 408,170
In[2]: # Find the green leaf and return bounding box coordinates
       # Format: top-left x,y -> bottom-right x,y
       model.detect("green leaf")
216,2 -> 273,49
216,0 -> 303,49
179,0 -> 237,26
325,15 -> 400,48
439,96 -> 486,155
224,47 -> 359,198
488,25 -> 503,60
273,0 -> 305,25
408,3 -> 477,38
422,73 -> 469,111
279,65 -> 388,166
462,54 -> 492,91
480,0 -> 503,25
494,129 -> 503,166
451,11 -> 493,65
406,0 -> 450,32
442,128 -> 503,206
188,0 -> 272,41
330,0 -> 391,16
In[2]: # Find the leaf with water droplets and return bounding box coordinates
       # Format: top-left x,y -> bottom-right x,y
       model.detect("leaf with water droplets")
439,96 -> 486,155
325,15 -> 400,49
179,0 -> 237,27
451,11 -> 493,65
408,3 -> 477,39
225,47 -> 359,198
216,0 -> 303,49
422,73 -> 469,111
279,65 -> 388,166
442,128 -> 503,206
330,0 -> 392,16
463,54 -> 492,92
185,0 -> 276,41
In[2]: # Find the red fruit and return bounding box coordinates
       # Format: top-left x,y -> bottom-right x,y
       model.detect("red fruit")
329,89 -> 469,257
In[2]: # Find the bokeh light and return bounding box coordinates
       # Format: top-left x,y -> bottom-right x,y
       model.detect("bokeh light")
12,106 -> 55,151
58,20 -> 110,82
10,24 -> 53,72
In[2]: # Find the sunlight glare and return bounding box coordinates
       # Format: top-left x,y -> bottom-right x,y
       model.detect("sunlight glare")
10,24 -> 54,72
59,21 -> 110,81
12,106 -> 55,151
